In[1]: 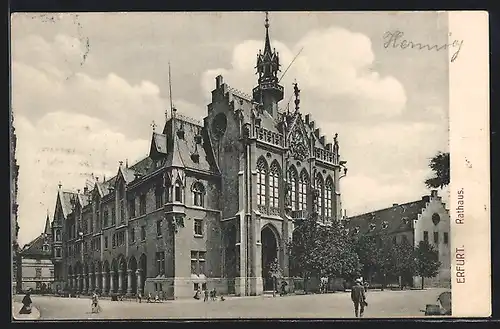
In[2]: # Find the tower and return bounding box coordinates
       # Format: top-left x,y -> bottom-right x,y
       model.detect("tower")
252,12 -> 284,117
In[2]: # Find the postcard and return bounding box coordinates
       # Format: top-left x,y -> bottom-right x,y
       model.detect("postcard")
10,11 -> 490,320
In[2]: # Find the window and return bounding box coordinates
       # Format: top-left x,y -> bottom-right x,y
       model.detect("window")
299,170 -> 309,210
139,194 -> 147,215
434,231 -> 439,244
270,163 -> 280,209
156,220 -> 162,237
423,231 -> 429,243
104,236 -> 108,249
116,231 -> 125,246
43,244 -> 49,251
141,226 -> 146,241
111,207 -> 116,225
84,241 -> 88,253
120,199 -> 125,224
90,213 -> 94,233
381,221 -> 389,230
112,234 -> 116,248
55,247 -> 61,257
289,169 -> 298,211
369,223 -> 376,232
315,175 -> 324,217
174,180 -> 183,202
155,187 -> 164,209
96,208 -> 100,231
191,251 -> 207,275
130,227 -> 135,243
129,198 -> 136,218
193,283 -> 199,291
192,182 -> 205,207
257,158 -> 267,206
325,178 -> 333,219
156,251 -> 165,276
55,229 -> 61,241
35,268 -> 42,278
444,232 -> 449,244
103,210 -> 109,227
194,219 -> 203,236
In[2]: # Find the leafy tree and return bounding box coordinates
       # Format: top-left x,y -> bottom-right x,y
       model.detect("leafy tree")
390,238 -> 416,289
354,235 -> 380,282
414,240 -> 441,289
425,152 -> 450,189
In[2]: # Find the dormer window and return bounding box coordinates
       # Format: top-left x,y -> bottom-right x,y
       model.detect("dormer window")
353,226 -> 360,234
191,152 -> 200,163
381,221 -> 389,230
369,223 -> 376,232
194,134 -> 202,144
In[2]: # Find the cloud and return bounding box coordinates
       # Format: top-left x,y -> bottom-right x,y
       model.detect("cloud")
202,26 -> 448,215
202,26 -> 407,121
12,34 -> 199,245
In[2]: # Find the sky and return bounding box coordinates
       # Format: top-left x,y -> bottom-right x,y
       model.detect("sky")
11,12 -> 450,246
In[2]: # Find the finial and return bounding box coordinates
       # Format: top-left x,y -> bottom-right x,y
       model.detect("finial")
58,181 -> 62,189
119,161 -> 123,167
151,120 -> 157,132
293,82 -> 301,111
265,11 -> 270,29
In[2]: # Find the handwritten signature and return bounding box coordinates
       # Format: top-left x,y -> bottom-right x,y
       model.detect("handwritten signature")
383,31 -> 464,62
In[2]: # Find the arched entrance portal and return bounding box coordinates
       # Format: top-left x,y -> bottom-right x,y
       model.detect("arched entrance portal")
261,225 -> 279,292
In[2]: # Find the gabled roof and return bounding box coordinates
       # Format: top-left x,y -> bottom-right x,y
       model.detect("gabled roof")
346,198 -> 428,235
20,233 -> 51,258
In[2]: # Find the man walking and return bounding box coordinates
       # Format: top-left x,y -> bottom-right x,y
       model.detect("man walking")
351,278 -> 367,318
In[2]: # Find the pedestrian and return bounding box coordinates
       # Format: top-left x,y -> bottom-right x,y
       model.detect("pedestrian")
19,289 -> 33,314
137,292 -> 142,303
351,278 -> 367,318
147,292 -> 153,303
91,290 -> 101,313
280,280 -> 288,296
211,289 -> 218,301
203,288 -> 209,302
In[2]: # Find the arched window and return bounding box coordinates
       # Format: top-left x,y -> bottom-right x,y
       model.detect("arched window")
192,182 -> 205,207
316,174 -> 324,219
325,177 -> 334,219
289,167 -> 298,211
56,229 -> 61,242
174,179 -> 184,203
257,158 -> 268,207
269,162 -> 280,210
298,170 -> 309,211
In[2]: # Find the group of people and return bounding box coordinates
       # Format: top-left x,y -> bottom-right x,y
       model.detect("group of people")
193,288 -> 225,302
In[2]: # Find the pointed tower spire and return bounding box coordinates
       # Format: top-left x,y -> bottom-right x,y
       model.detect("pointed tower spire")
44,212 -> 51,236
253,11 -> 284,117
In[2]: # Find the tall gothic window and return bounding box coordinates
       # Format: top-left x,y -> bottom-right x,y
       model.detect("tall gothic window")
257,158 -> 267,207
192,182 -> 205,207
299,170 -> 309,211
269,162 -> 280,210
289,167 -> 298,211
325,177 -> 334,219
316,174 -> 324,219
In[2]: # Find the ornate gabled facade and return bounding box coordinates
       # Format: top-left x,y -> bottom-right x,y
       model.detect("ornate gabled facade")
346,190 -> 451,288
19,217 -> 54,293
51,14 -> 347,299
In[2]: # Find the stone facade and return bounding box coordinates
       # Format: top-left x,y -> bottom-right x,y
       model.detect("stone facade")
51,17 -> 346,299
346,190 -> 451,288
10,109 -> 21,294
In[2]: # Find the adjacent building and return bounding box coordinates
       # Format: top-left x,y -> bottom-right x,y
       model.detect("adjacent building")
19,217 -> 55,292
346,190 -> 451,288
50,15 -> 347,299
10,109 -> 21,294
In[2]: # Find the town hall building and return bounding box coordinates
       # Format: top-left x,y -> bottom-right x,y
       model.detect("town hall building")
50,15 -> 347,299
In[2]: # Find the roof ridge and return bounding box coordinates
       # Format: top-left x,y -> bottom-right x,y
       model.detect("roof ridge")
348,199 -> 426,218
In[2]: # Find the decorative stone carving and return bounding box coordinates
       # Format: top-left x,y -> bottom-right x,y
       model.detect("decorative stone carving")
289,129 -> 309,161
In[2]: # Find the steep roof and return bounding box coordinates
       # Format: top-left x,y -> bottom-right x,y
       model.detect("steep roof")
58,189 -> 77,218
20,233 -> 51,258
44,215 -> 51,235
346,197 -> 428,235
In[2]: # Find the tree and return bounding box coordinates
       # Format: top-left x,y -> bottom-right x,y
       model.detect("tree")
354,235 -> 380,283
390,239 -> 416,289
414,241 -> 441,289
288,215 -> 360,293
425,152 -> 450,189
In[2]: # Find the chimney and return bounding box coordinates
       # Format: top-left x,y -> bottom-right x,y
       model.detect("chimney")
392,203 -> 398,207
215,75 -> 224,89
431,190 -> 438,198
